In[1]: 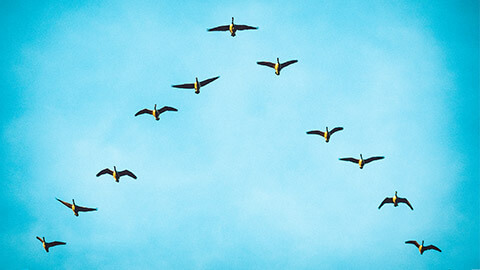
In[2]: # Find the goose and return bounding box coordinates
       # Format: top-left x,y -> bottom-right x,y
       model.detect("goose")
306,127 -> 343,143
36,236 -> 66,253
207,17 -> 257,37
96,166 -> 137,182
339,154 -> 384,169
378,191 -> 413,210
135,104 -> 178,121
257,58 -> 298,75
56,198 -> 97,216
405,240 -> 441,254
172,76 -> 220,94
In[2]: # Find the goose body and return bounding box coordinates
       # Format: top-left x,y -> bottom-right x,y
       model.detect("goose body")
56,198 -> 97,216
135,104 -> 178,120
172,76 -> 220,94
405,240 -> 441,254
36,236 -> 66,253
257,58 -> 298,76
208,17 -> 257,37
339,154 -> 384,169
306,127 -> 343,143
378,191 -> 413,210
96,166 -> 137,182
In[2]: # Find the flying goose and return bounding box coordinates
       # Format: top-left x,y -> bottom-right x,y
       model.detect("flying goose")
208,17 -> 257,37
135,104 -> 178,120
339,154 -> 384,169
172,76 -> 220,94
306,127 -> 343,143
405,240 -> 441,254
96,166 -> 137,182
56,198 -> 97,216
257,58 -> 298,75
36,236 -> 66,253
378,191 -> 413,210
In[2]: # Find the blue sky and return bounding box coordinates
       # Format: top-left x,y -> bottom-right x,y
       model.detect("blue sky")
1,0 -> 478,269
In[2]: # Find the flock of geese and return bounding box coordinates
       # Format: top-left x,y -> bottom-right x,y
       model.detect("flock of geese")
36,17 -> 441,257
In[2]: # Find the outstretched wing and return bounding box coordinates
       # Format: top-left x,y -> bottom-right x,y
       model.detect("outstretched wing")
76,205 -> 97,212
378,197 -> 393,209
158,106 -> 178,114
48,241 -> 66,248
200,76 -> 220,87
329,127 -> 344,135
257,61 -> 276,68
135,109 -> 152,117
280,60 -> 298,69
405,240 -> 420,248
96,168 -> 113,177
235,24 -> 258,30
364,156 -> 384,164
397,197 -> 414,210
207,25 -> 229,32
36,236 -> 43,243
306,130 -> 325,136
172,83 -> 195,89
118,170 -> 137,179
339,157 -> 359,164
424,245 -> 441,252
56,198 -> 72,208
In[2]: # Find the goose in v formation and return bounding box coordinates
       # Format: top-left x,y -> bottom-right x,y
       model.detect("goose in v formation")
135,104 -> 178,121
96,166 -> 137,182
339,154 -> 384,169
172,76 -> 220,94
257,58 -> 298,75
405,240 -> 441,254
306,127 -> 343,143
378,191 -> 413,210
36,236 -> 66,253
56,198 -> 97,216
208,17 -> 257,37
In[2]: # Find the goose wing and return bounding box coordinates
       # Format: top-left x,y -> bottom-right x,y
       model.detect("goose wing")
158,106 -> 178,114
405,240 -> 420,248
200,76 -> 220,87
235,24 -> 258,30
36,236 -> 44,243
135,109 -> 152,117
306,130 -> 325,136
48,241 -> 66,248
172,83 -> 195,89
329,127 -> 344,135
207,25 -> 229,32
56,198 -> 72,208
364,156 -> 384,164
96,168 -> 113,177
424,245 -> 441,252
378,197 -> 393,209
118,170 -> 137,179
339,157 -> 359,164
280,60 -> 298,69
256,61 -> 276,68
397,197 -> 414,210
76,205 -> 97,212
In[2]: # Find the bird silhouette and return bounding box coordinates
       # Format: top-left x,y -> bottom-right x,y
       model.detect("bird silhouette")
208,17 -> 257,37
96,166 -> 137,182
257,58 -> 298,75
172,76 -> 219,94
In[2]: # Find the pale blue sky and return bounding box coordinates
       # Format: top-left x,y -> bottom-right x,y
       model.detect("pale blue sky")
1,0 -> 479,269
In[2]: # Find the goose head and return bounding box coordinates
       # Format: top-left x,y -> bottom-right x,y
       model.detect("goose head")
276,58 -> 280,64
360,154 -> 363,160
231,17 -> 234,24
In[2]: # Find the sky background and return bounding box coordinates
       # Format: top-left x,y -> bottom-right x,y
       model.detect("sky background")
1,0 -> 479,269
